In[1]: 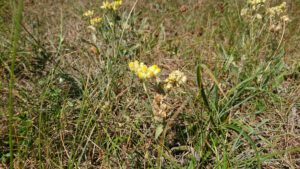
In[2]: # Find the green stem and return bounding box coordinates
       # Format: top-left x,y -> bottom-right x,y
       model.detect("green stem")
143,82 -> 152,105
8,0 -> 23,168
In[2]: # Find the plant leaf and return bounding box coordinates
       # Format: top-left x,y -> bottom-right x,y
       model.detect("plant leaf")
155,124 -> 164,140
225,123 -> 261,168
196,64 -> 211,111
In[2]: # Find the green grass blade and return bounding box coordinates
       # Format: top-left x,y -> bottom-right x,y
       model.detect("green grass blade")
196,64 -> 211,111
225,123 -> 261,169
8,0 -> 24,168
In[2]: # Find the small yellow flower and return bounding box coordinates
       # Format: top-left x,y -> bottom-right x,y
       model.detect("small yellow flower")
83,10 -> 94,17
101,0 -> 122,11
101,1 -> 111,9
90,17 -> 102,25
164,83 -> 173,90
247,0 -> 265,10
247,0 -> 266,6
128,61 -> 161,80
138,71 -> 148,79
147,65 -> 161,78
128,60 -> 139,71
111,0 -> 122,10
137,63 -> 147,72
267,2 -> 287,17
164,70 -> 187,90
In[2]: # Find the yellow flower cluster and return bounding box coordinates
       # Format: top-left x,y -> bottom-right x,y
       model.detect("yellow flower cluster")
128,60 -> 161,79
83,10 -> 94,17
247,0 -> 266,6
241,1 -> 264,18
247,0 -> 266,10
241,1 -> 290,33
164,70 -> 187,90
90,17 -> 102,26
267,2 -> 290,32
83,10 -> 102,26
101,0 -> 122,11
267,2 -> 286,17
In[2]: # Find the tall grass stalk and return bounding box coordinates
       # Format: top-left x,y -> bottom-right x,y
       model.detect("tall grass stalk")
8,0 -> 24,168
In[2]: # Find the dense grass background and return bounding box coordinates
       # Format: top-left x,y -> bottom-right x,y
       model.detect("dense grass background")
1,0 -> 300,168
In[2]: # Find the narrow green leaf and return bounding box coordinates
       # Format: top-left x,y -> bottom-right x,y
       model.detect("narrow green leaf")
225,123 -> 261,169
155,124 -> 164,140
196,64 -> 211,111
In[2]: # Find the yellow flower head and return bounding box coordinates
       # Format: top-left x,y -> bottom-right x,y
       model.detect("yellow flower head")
101,0 -> 122,10
267,2 -> 287,17
247,0 -> 266,6
128,61 -> 161,80
136,63 -> 148,79
112,0 -> 122,10
128,60 -> 139,71
83,10 -> 94,17
247,0 -> 266,10
147,65 -> 161,78
138,71 -> 148,79
101,1 -> 111,9
164,70 -> 187,90
90,17 -> 102,25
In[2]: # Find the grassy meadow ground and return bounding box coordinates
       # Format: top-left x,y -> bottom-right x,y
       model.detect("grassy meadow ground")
1,0 -> 300,168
